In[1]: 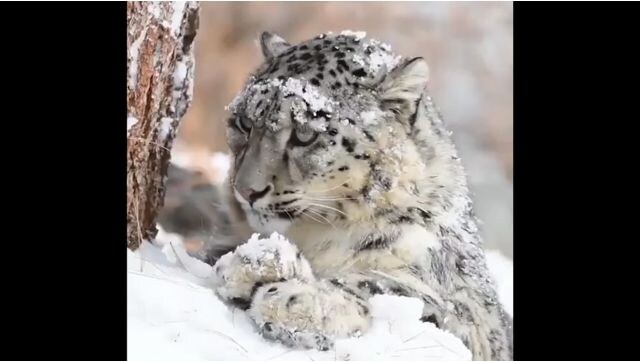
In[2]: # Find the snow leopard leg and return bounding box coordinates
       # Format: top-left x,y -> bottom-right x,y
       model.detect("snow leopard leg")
248,273 -> 446,351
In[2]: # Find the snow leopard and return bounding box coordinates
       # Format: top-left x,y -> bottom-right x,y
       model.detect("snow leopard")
208,31 -> 513,360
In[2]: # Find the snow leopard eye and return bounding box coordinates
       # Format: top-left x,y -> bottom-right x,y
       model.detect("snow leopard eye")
289,128 -> 318,147
237,115 -> 252,134
227,115 -> 251,154
228,132 -> 247,155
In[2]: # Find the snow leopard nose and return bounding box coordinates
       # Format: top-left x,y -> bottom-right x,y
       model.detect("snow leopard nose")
238,185 -> 272,207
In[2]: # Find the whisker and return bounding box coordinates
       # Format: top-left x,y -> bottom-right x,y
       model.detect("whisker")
304,207 -> 326,220
306,207 -> 338,231
283,209 -> 294,223
307,177 -> 353,194
300,209 -> 326,225
306,202 -> 347,217
301,196 -> 357,202
270,208 -> 297,223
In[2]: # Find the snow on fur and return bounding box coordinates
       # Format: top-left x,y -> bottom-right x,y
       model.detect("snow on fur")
226,77 -> 335,124
281,78 -> 335,114
340,30 -> 367,40
353,37 -> 403,75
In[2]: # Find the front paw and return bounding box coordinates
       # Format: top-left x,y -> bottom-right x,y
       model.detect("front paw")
249,280 -> 334,351
260,321 -> 334,352
249,279 -> 370,351
211,232 -> 314,306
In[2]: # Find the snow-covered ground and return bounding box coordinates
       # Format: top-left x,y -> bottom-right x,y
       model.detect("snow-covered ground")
128,226 -> 512,360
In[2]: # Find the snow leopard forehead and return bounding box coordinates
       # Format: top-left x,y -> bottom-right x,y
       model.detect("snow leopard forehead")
227,31 -> 405,133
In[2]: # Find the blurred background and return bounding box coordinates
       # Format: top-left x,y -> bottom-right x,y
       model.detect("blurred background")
170,2 -> 513,258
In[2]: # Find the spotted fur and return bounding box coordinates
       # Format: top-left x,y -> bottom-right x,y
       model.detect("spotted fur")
211,31 -> 512,360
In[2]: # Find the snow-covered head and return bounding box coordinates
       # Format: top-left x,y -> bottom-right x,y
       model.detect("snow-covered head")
225,31 -> 466,234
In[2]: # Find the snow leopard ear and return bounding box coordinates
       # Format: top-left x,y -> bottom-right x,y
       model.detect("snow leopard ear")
260,31 -> 291,59
379,58 -> 429,124
379,57 -> 429,104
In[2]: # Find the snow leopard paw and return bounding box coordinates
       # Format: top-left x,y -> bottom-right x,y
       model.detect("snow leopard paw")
248,279 -> 370,351
211,233 -> 315,309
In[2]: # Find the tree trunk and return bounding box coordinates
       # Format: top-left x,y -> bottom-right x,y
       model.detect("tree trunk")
127,1 -> 200,250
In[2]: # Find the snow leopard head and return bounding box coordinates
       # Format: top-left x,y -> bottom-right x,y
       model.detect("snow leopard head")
225,31 -> 463,234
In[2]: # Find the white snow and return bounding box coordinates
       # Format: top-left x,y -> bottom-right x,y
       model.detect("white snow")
308,118 -> 329,132
147,3 -> 161,19
127,116 -> 139,134
340,30 -> 367,40
220,232 -> 299,276
281,78 -> 335,115
485,250 -> 513,316
360,110 -> 379,126
225,77 -> 262,113
290,100 -> 308,124
173,60 -> 188,87
159,117 -> 174,141
226,77 -> 335,124
171,58 -> 193,118
171,1 -> 187,37
352,54 -> 366,67
369,50 -> 402,74
128,29 -> 147,90
356,38 -> 403,75
172,57 -> 195,118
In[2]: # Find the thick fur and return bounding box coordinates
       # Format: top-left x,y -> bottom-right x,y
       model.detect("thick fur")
208,31 -> 512,360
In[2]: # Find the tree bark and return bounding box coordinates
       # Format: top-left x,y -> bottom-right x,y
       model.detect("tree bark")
127,1 -> 200,250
